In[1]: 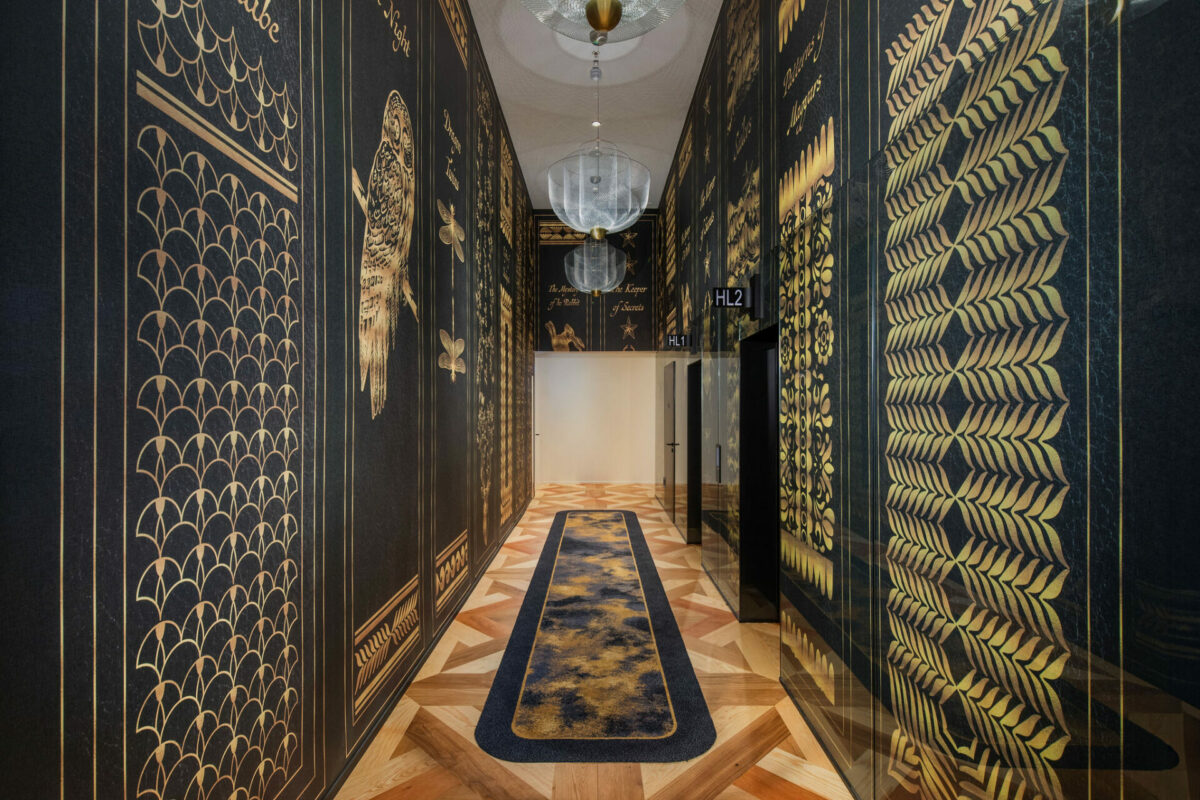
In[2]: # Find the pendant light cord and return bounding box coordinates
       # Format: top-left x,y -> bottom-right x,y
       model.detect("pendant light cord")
592,49 -> 601,148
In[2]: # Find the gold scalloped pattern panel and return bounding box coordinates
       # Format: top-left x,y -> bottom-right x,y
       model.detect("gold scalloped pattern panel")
132,124 -> 301,800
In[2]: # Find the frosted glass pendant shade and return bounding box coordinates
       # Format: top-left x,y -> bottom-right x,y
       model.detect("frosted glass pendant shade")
548,142 -> 650,238
564,238 -> 627,294
520,0 -> 686,44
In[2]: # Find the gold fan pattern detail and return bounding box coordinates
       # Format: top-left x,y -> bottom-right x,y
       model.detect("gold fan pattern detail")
132,125 -> 301,800
137,0 -> 298,172
882,1 -> 1072,797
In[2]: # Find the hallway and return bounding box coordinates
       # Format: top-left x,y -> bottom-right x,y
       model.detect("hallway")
333,484 -> 852,800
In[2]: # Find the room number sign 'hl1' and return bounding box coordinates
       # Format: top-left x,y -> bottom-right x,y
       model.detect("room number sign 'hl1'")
666,335 -> 691,347
710,286 -> 752,309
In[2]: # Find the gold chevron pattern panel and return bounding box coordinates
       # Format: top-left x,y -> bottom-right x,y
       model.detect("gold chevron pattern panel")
435,531 -> 471,612
132,124 -> 301,800
881,1 -> 1072,797
779,117 -> 836,600
353,578 -> 420,718
137,0 -> 298,172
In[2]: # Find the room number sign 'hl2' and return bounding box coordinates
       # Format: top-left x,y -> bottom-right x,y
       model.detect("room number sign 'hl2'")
710,286 -> 752,309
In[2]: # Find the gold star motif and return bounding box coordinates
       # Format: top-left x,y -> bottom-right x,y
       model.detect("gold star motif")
620,316 -> 638,340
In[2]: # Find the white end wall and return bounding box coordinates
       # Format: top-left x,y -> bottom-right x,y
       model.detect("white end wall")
534,352 -> 657,484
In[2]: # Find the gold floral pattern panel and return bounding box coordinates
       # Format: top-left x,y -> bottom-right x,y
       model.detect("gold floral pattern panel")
779,119 -> 836,599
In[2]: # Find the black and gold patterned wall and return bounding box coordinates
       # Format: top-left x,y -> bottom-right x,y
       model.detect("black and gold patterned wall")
653,0 -> 776,619
535,213 -> 658,352
0,1 -> 536,797
653,0 -> 1200,796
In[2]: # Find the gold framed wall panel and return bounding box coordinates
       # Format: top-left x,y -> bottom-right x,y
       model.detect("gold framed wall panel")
124,1 -> 320,798
342,0 -> 427,745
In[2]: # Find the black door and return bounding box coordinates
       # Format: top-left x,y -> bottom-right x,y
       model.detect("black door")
686,360 -> 702,544
738,325 -> 780,621
663,362 -> 676,522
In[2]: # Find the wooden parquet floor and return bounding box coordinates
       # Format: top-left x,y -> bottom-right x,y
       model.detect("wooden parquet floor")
334,483 -> 854,800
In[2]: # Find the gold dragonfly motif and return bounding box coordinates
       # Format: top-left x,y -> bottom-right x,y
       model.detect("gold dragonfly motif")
438,328 -> 466,381
437,199 -> 466,263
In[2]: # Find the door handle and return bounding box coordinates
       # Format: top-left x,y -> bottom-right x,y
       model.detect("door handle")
716,445 -> 722,484
666,441 -> 679,447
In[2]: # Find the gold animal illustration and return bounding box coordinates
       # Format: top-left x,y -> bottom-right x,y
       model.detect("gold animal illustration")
438,199 -> 466,263
438,328 -> 466,381
354,90 -> 417,419
544,321 -> 586,352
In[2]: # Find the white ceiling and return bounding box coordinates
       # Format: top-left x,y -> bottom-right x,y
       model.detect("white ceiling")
466,0 -> 722,209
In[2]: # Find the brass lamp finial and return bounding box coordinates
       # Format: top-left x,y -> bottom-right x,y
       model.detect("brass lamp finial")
586,0 -> 622,35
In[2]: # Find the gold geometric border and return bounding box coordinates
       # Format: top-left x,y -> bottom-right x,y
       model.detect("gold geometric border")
781,605 -> 835,703
353,576 -> 421,718
538,219 -> 586,244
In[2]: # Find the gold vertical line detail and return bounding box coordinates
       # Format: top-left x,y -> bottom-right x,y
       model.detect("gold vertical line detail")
59,0 -> 67,795
341,0 -> 350,746
348,0 -> 360,745
1116,10 -> 1125,798
298,0 -> 310,783
92,1 -> 99,795
122,0 -> 129,793
1084,1 -> 1092,794
319,0 -> 328,766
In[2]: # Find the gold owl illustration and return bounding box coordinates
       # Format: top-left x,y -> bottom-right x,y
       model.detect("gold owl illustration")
438,328 -> 466,381
357,90 -> 416,419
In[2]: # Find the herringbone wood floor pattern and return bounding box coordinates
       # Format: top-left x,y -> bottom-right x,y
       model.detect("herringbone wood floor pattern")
333,483 -> 854,800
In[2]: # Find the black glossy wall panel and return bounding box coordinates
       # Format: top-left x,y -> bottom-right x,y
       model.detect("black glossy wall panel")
0,0 -> 536,797
654,0 -> 1200,796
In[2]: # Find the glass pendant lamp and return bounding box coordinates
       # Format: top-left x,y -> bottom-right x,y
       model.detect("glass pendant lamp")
563,237 -> 627,295
547,51 -> 650,240
520,0 -> 687,45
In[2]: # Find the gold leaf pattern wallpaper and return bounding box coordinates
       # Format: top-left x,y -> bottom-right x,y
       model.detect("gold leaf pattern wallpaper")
6,1 -> 536,797
651,0 -> 1200,797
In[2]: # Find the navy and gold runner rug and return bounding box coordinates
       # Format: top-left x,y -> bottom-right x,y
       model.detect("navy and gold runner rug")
476,510 -> 716,762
